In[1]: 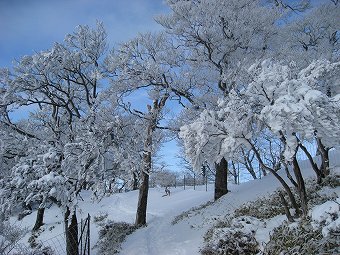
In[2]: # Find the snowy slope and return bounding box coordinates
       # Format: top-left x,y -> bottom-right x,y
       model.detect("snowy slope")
120,152 -> 340,255
12,185 -> 214,254
11,151 -> 340,255
120,176 -> 290,255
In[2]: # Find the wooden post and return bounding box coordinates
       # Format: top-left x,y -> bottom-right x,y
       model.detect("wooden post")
184,175 -> 186,190
237,163 -> 240,185
205,175 -> 208,192
194,173 -> 196,190
80,218 -> 83,254
87,214 -> 90,255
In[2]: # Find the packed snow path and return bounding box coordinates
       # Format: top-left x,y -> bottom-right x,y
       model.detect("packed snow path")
120,176 -> 288,255
120,187 -> 213,255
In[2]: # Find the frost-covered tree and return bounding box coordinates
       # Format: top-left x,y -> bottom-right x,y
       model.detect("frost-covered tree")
278,1 -> 339,66
157,0 -> 279,93
248,59 -> 340,177
157,0 -> 281,200
180,59 -> 340,218
106,32 -> 197,225
0,23 -> 119,255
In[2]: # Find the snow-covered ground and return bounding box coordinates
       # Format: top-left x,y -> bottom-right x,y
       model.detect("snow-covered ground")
12,185 -> 215,254
11,152 -> 340,255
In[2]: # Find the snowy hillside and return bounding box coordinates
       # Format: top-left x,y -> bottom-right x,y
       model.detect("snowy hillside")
10,152 -> 340,255
12,185 -> 214,254
121,165 -> 340,255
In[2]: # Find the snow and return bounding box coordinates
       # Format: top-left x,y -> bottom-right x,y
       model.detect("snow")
255,215 -> 286,250
310,200 -> 339,223
309,199 -> 340,237
11,154 -> 340,255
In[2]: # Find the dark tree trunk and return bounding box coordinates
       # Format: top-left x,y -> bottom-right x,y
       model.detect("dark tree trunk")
214,157 -> 228,200
135,170 -> 150,226
135,121 -> 153,226
279,191 -> 294,222
263,161 -> 301,216
241,149 -> 257,179
65,207 -> 79,255
299,142 -> 323,184
292,156 -> 308,216
135,96 -> 168,226
135,97 -> 168,226
260,165 -> 267,177
317,138 -> 330,177
247,139 -> 301,217
231,161 -> 239,184
135,129 -> 153,226
283,162 -> 298,188
32,207 -> 45,231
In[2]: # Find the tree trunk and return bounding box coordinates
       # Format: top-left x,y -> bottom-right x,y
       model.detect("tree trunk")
260,166 -> 267,177
135,96 -> 168,226
283,162 -> 298,188
299,142 -> 323,184
135,170 -> 150,226
317,138 -> 330,177
135,125 -> 153,226
247,139 -> 301,217
279,191 -> 294,222
241,149 -> 258,179
65,207 -> 79,255
231,161 -> 239,184
32,207 -> 45,232
214,157 -> 228,200
292,156 -> 308,217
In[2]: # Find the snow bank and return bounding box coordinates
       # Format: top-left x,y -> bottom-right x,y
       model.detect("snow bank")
310,199 -> 340,237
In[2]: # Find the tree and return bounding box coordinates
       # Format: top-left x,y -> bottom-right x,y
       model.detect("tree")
180,59 -> 340,219
158,0 -> 280,199
150,162 -> 178,188
279,1 -> 339,66
106,32 -> 197,225
0,22 -> 117,255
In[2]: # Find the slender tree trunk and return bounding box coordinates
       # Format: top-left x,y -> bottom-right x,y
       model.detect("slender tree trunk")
263,161 -> 301,216
135,170 -> 150,226
65,207 -> 79,255
241,148 -> 258,179
247,139 -> 301,217
231,161 -> 239,184
135,124 -> 153,226
279,191 -> 294,222
283,162 -> 298,188
299,142 -> 323,184
292,156 -> 308,216
214,157 -> 228,200
245,160 -> 257,180
32,207 -> 45,232
135,96 -> 168,226
317,138 -> 330,177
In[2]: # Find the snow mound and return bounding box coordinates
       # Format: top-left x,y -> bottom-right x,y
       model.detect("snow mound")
310,199 -> 340,237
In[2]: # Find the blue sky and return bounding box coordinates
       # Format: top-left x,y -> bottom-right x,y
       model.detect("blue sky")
0,0 -> 168,67
0,0 -> 183,172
